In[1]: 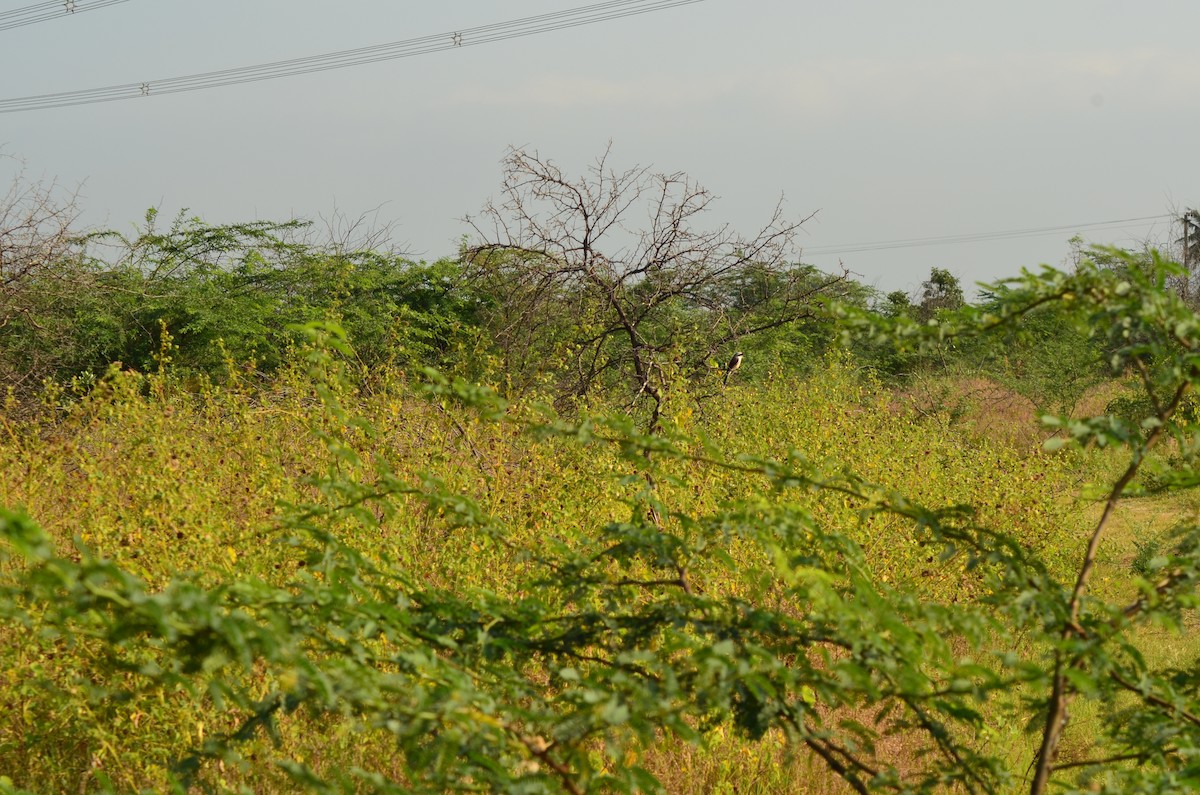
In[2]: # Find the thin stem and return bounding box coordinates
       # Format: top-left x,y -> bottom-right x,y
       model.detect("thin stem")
1030,378 -> 1192,795
1110,671 -> 1200,729
1051,750 -> 1160,771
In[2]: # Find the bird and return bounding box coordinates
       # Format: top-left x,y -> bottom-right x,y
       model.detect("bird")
723,351 -> 744,385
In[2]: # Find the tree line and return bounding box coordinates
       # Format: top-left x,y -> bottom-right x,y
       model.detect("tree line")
5,145 -> 1155,427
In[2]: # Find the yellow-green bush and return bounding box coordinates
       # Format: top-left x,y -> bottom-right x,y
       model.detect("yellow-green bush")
0,353 -> 1082,793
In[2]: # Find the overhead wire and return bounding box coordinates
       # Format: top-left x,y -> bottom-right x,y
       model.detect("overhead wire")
4,1 -> 1163,260
0,0 -> 707,113
0,0 -> 131,32
801,214 -> 1174,257
0,0 -> 77,19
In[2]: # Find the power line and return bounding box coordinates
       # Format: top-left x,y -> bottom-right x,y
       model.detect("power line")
0,0 -> 78,19
0,0 -> 706,113
0,0 -> 132,32
802,214 -> 1174,257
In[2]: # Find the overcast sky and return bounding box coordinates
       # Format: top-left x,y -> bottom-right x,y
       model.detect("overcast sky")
2,0 -> 1197,293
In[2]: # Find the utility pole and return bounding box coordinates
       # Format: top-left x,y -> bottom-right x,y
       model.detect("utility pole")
1185,212 -> 1191,305
1179,210 -> 1197,306
1186,211 -> 1191,272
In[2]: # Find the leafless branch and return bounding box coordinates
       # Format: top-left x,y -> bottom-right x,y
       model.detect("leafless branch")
461,145 -> 842,430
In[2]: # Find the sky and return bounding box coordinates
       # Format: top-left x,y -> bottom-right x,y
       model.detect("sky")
1,0 -> 1198,295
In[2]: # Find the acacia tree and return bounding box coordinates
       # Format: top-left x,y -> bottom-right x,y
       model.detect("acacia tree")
464,145 -> 849,429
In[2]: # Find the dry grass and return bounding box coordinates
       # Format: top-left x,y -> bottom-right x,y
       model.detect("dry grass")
896,375 -> 1127,452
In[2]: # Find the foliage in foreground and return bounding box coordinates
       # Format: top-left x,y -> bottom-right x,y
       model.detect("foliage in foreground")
3,251 -> 1200,793
0,338 -> 1072,793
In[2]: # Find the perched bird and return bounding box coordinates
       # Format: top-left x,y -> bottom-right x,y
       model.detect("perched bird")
723,351 -> 744,385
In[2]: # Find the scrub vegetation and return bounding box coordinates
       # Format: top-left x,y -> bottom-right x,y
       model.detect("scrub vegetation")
2,151 -> 1199,794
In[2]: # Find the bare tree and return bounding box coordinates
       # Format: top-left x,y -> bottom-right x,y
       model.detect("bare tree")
0,162 -> 82,329
313,203 -> 409,258
465,144 -> 848,431
0,161 -> 86,394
